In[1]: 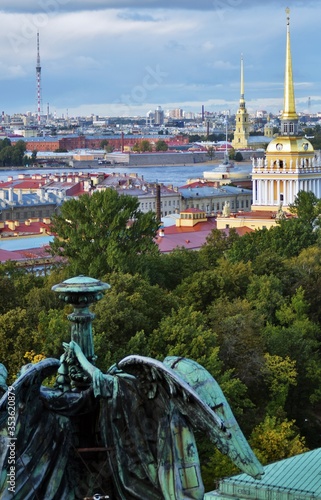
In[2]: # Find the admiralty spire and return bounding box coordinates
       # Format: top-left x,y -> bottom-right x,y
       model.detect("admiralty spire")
251,7 -> 321,212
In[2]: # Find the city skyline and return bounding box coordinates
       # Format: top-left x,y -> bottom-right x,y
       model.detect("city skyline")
0,1 -> 320,118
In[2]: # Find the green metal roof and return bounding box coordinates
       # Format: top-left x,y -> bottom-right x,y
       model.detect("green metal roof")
205,448 -> 321,500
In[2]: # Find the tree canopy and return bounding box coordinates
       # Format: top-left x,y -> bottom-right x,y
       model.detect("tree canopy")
49,189 -> 160,277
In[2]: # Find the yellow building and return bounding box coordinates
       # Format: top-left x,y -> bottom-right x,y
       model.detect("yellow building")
232,55 -> 250,150
251,8 -> 321,212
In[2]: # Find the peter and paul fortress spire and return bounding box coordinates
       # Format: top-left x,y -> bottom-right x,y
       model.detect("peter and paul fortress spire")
232,54 -> 250,149
251,7 -> 321,212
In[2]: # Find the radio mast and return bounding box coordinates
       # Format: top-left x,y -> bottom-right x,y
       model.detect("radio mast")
36,31 -> 42,127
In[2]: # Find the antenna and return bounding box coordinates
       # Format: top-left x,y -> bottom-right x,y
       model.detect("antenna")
36,31 -> 42,128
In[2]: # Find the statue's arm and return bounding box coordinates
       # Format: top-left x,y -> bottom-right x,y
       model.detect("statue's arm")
63,341 -> 113,397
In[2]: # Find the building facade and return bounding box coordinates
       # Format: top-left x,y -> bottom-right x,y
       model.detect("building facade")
251,8 -> 321,211
232,56 -> 250,150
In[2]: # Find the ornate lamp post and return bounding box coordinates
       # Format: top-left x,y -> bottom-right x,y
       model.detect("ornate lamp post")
52,275 -> 110,365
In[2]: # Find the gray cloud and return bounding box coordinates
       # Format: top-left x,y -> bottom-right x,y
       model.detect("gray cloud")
0,0 -> 316,14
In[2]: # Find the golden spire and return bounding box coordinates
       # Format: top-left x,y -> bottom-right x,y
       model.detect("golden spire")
240,54 -> 244,100
282,7 -> 298,121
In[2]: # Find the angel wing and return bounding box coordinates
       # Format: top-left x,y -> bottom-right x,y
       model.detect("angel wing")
0,358 -> 75,500
117,355 -> 263,481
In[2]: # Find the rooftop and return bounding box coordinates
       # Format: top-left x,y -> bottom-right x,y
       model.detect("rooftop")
210,448 -> 321,499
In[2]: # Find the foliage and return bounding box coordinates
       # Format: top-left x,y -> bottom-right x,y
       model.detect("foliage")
155,139 -> 168,151
199,228 -> 240,269
148,305 -> 221,373
92,272 -> 177,368
142,247 -> 204,290
227,218 -> 317,263
3,186 -> 321,469
140,139 -> 152,152
206,298 -> 266,390
0,308 -> 35,382
0,139 -> 27,167
262,353 -> 297,414
250,415 -> 308,465
288,190 -> 321,228
234,151 -> 243,161
49,189 -> 160,277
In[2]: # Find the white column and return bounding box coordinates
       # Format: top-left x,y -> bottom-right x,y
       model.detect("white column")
285,179 -> 288,205
264,180 -> 268,205
254,179 -> 258,204
270,180 -> 274,205
290,180 -> 294,203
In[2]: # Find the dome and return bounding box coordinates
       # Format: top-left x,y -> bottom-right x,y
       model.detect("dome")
266,136 -> 314,154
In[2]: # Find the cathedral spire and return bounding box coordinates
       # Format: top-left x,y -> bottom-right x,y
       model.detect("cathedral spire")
240,54 -> 245,107
282,7 -> 298,124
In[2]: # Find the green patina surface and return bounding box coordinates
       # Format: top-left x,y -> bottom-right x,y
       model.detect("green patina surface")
205,448 -> 321,500
0,275 -> 264,500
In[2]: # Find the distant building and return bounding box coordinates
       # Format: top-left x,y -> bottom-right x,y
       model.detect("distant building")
252,9 -> 321,211
232,56 -> 250,150
95,172 -> 181,218
154,106 -> 164,126
179,182 -> 252,214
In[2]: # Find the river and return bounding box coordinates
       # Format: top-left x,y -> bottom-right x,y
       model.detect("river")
0,162 -> 252,187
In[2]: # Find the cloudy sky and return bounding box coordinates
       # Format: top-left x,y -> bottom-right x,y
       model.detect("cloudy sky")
0,0 -> 320,118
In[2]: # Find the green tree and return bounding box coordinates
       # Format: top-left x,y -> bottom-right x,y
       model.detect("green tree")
250,415 -> 308,465
148,305 -> 221,374
199,228 -> 240,269
263,353 -> 297,414
286,246 -> 321,323
100,139 -> 109,149
92,272 -> 176,367
262,287 -> 321,433
206,146 -> 215,160
31,149 -> 38,163
0,137 -> 11,150
206,298 -> 265,390
234,151 -> 243,161
142,247 -> 204,290
0,308 -> 34,382
288,190 -> 321,228
49,189 -> 160,277
0,146 -> 12,166
228,219 -> 317,263
246,273 -> 286,324
155,139 -> 168,151
140,139 -> 152,152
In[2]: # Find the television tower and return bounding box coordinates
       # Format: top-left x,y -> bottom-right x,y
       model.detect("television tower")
36,31 -> 42,127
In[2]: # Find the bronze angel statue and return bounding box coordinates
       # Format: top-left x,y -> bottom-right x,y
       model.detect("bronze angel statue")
0,276 -> 263,499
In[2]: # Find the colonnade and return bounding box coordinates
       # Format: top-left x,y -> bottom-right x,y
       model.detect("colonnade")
252,177 -> 321,206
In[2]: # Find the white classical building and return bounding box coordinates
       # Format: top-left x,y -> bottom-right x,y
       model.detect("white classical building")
251,8 -> 321,211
